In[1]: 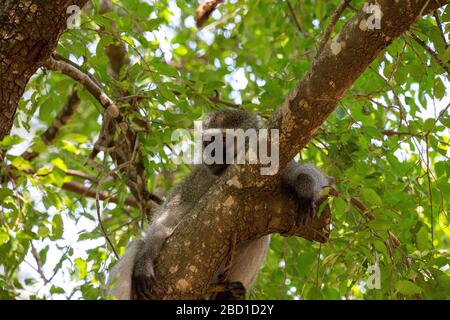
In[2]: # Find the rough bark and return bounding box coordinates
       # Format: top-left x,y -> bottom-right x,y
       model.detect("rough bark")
0,0 -> 88,141
148,0 -> 450,299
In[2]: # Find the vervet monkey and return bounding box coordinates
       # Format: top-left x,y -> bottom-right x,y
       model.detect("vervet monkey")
108,109 -> 327,299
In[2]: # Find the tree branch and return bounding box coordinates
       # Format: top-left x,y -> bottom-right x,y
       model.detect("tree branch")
42,56 -> 131,136
286,1 -> 304,34
407,31 -> 450,75
316,0 -> 351,57
42,54 -> 158,219
433,10 -> 448,49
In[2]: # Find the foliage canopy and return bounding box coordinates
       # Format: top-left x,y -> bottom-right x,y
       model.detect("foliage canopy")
0,0 -> 449,300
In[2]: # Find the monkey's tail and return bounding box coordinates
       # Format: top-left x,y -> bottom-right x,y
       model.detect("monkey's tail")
107,240 -> 141,300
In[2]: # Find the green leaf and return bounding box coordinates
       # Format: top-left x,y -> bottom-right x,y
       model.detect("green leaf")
395,280 -> 422,295
75,258 -> 88,280
361,188 -> 382,206
423,118 -> 436,132
52,214 -> 64,239
51,158 -> 68,172
433,78 -> 445,99
0,188 -> 14,203
0,135 -> 24,148
0,232 -> 9,246
38,225 -> 50,238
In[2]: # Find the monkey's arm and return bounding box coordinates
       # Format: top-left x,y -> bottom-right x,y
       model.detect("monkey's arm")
131,200 -> 187,299
282,161 -> 327,224
132,166 -> 217,299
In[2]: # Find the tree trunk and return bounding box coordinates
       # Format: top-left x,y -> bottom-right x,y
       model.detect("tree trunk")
0,0 -> 88,140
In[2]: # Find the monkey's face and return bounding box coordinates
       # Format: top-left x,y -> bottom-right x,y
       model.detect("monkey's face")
203,132 -> 230,176
201,109 -> 259,176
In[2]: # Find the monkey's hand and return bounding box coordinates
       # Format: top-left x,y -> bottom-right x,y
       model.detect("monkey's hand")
296,193 -> 317,225
214,281 -> 247,300
131,252 -> 156,300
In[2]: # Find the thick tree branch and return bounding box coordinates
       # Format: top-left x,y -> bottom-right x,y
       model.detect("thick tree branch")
42,56 -> 131,136
148,0 -> 450,300
316,0 -> 351,57
254,0 -> 449,189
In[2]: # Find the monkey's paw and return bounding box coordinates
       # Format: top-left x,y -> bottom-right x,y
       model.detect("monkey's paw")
215,281 -> 246,300
296,196 -> 317,226
131,258 -> 155,300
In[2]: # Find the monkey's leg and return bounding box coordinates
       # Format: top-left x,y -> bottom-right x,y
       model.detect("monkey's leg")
294,173 -> 317,222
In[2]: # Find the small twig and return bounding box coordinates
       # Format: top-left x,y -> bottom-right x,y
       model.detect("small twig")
382,130 -> 423,138
95,160 -> 136,259
433,10 -> 448,49
209,90 -> 241,109
287,1 -> 303,33
202,10 -> 240,31
96,195 -> 119,259
64,169 -> 97,182
30,241 -> 50,284
425,135 -> 434,249
62,181 -> 141,208
315,243 -> 322,289
94,162 -> 134,259
407,31 -> 450,75
368,66 -> 405,126
53,53 -> 102,87
316,0 -> 351,57
116,95 -> 152,102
